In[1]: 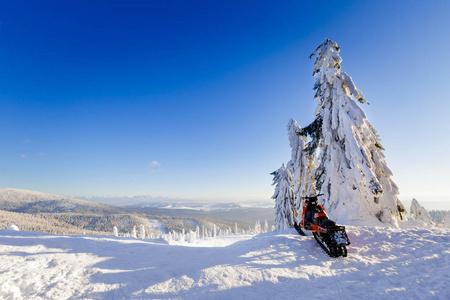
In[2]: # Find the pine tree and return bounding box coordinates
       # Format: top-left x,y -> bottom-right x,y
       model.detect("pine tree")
286,119 -> 316,224
271,164 -> 295,230
139,224 -> 146,239
306,39 -> 405,224
443,211 -> 450,228
263,220 -> 269,233
410,198 -> 434,225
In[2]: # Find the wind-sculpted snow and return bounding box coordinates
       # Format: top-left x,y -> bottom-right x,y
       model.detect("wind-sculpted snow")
0,227 -> 448,299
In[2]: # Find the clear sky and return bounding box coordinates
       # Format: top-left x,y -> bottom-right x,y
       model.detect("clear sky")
1,0 -> 449,204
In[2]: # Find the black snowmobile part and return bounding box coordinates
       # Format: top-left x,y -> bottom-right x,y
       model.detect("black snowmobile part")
301,194 -> 324,200
313,228 -> 350,258
294,222 -> 306,236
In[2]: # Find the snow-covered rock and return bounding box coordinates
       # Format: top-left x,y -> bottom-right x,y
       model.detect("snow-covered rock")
410,198 -> 434,225
6,224 -> 19,231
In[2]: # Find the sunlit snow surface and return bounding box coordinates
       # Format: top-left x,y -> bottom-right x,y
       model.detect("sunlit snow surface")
0,227 -> 448,299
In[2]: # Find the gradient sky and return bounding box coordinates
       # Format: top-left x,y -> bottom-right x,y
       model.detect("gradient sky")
1,0 -> 449,204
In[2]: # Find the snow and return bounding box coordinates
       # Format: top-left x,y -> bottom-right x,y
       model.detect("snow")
6,224 -> 19,231
0,226 -> 448,299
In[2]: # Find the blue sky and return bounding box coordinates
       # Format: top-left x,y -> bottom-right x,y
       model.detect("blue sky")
1,0 -> 449,204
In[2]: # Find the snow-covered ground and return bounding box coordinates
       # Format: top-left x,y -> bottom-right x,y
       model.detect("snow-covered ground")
0,226 -> 448,299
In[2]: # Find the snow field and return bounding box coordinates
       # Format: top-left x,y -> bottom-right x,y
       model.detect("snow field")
0,226 -> 448,299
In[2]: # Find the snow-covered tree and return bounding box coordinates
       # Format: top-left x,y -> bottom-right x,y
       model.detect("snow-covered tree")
442,211 -> 450,228
286,119 -> 316,224
410,198 -> 434,225
131,226 -> 137,238
272,164 -> 295,230
113,226 -> 118,237
303,39 -> 405,225
263,220 -> 269,233
139,224 -> 146,239
254,220 -> 262,234
212,224 -> 217,238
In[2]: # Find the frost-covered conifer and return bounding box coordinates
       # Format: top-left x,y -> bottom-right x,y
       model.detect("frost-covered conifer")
131,226 -> 137,238
286,119 -> 316,224
272,164 -> 295,230
195,225 -> 200,239
113,226 -> 118,237
443,211 -> 450,228
263,220 -> 269,233
139,224 -> 146,239
254,220 -> 262,234
305,39 -> 405,225
410,198 -> 434,225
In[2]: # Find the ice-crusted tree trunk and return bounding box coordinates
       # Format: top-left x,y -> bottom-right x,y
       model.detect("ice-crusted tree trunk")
306,39 -> 406,225
271,164 -> 295,230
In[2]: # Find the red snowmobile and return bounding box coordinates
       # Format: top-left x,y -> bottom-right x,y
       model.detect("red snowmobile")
294,195 -> 350,257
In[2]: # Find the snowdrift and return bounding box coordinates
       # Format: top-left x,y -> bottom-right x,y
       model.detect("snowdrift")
0,226 -> 448,299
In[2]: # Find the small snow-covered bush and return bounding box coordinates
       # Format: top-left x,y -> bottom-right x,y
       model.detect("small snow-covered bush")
7,224 -> 19,231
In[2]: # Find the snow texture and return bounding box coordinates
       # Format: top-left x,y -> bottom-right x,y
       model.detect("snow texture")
0,227 -> 448,299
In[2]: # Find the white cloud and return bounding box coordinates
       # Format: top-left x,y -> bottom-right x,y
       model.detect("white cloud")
150,161 -> 160,167
148,161 -> 163,174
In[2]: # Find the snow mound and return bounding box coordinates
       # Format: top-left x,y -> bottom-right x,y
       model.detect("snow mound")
6,224 -> 19,231
0,226 -> 448,299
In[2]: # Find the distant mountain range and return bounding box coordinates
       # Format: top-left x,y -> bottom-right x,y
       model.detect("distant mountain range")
0,188 -> 127,215
0,188 -> 275,235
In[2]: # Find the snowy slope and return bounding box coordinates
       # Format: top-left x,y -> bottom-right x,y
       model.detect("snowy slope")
0,227 -> 448,299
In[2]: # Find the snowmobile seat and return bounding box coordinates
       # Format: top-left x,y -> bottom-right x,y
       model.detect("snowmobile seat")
305,211 -> 312,222
320,218 -> 336,227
